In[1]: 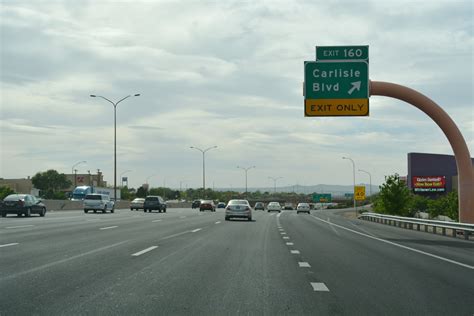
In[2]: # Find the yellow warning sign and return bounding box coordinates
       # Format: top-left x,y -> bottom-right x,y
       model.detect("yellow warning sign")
305,99 -> 369,116
354,186 -> 366,201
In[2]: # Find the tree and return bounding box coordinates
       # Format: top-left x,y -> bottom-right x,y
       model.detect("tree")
427,191 -> 458,220
31,169 -> 71,199
374,174 -> 412,216
136,186 -> 148,198
0,186 -> 15,200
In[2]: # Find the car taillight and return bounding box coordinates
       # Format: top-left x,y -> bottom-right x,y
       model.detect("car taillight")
245,206 -> 250,211
226,207 -> 231,211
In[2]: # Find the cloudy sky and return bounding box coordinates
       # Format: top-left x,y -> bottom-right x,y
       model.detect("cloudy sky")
1,0 -> 472,191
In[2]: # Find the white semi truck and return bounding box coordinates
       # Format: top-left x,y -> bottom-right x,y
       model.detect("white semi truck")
71,185 -> 121,201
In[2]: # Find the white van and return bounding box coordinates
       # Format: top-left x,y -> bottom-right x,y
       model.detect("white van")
83,194 -> 115,213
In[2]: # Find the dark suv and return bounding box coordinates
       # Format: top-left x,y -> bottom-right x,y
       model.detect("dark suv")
254,202 -> 265,210
144,196 -> 167,213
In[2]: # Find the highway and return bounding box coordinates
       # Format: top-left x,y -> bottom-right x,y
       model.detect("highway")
1,208 -> 473,315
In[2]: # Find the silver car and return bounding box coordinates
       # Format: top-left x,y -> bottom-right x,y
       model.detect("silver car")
296,202 -> 311,214
267,202 -> 282,213
130,198 -> 145,211
225,199 -> 252,221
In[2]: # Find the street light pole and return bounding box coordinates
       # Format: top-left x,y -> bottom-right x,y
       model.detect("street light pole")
190,146 -> 217,196
268,176 -> 283,194
90,93 -> 140,201
71,160 -> 87,188
237,166 -> 256,197
342,157 -> 356,213
358,169 -> 372,197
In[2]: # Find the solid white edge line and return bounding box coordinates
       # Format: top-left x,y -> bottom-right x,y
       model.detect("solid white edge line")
191,228 -> 202,233
299,262 -> 311,267
100,226 -> 118,230
310,215 -> 474,270
132,246 -> 158,256
152,219 -> 162,222
0,243 -> 19,248
311,282 -> 330,292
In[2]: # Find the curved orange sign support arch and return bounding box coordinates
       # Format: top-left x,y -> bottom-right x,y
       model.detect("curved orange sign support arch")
370,81 -> 474,223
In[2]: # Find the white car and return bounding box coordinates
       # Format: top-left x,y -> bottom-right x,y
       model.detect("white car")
296,202 -> 311,214
83,194 -> 115,213
225,199 -> 252,221
267,202 -> 281,213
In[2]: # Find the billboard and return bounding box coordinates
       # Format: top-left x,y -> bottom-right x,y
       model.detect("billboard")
412,176 -> 446,193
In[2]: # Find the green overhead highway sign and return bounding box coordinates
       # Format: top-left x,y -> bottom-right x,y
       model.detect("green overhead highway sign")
304,60 -> 369,116
313,193 -> 332,203
316,45 -> 369,61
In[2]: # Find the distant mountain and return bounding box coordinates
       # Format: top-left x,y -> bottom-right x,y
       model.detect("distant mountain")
216,184 -> 379,196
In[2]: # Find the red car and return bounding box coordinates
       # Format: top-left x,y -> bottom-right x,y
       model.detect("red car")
200,200 -> 216,212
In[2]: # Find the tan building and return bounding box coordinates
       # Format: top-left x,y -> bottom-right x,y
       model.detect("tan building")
0,178 -> 34,194
0,171 -> 107,194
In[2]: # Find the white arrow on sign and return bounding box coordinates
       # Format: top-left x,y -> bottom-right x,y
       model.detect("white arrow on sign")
348,81 -> 361,95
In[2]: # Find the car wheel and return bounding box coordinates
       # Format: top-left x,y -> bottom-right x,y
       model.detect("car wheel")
17,213 -> 22,217
164,208 -> 167,213
225,216 -> 229,221
111,208 -> 114,213
40,208 -> 46,217
84,210 -> 88,213
278,210 -> 281,213
248,217 -> 252,221
1,212 -> 6,217
25,208 -> 31,217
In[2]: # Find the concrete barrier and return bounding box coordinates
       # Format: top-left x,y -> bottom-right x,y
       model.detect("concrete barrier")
43,200 -> 192,211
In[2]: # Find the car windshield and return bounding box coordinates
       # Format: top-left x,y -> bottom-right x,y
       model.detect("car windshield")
4,194 -> 26,201
146,197 -> 158,201
228,200 -> 248,205
85,195 -> 101,200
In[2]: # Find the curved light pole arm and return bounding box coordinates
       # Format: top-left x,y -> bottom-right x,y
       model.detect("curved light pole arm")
371,81 -> 473,223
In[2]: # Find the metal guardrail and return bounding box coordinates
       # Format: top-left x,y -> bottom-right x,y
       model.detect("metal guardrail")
358,212 -> 474,240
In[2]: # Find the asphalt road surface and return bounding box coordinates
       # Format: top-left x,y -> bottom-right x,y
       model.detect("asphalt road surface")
1,208 -> 473,315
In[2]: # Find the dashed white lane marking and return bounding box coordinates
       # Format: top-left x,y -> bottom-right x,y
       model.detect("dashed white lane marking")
311,282 -> 330,292
191,228 -> 202,233
311,215 -> 474,270
100,226 -> 118,230
0,243 -> 19,248
283,236 -> 290,239
280,232 -> 287,235
291,250 -> 300,254
299,262 -> 311,267
132,246 -> 158,257
286,242 -> 294,245
152,219 -> 162,222
1,240 -> 129,281
277,212 -> 282,218
215,221 -> 221,224
5,225 -> 34,229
